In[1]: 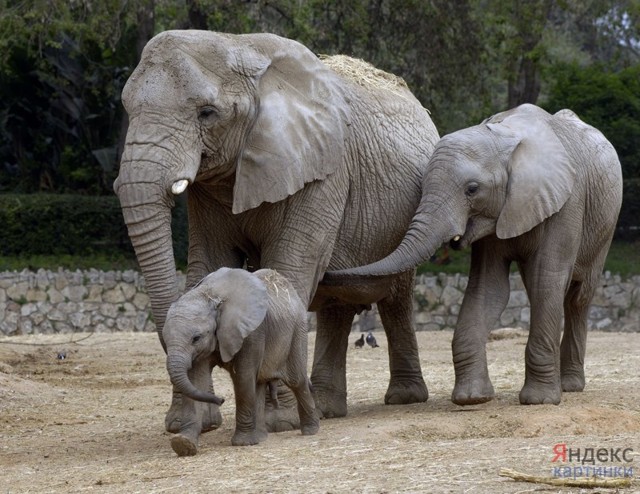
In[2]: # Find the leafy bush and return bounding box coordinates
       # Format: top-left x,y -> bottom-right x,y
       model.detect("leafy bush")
617,179 -> 640,241
0,194 -> 188,266
0,194 -> 131,256
543,63 -> 640,179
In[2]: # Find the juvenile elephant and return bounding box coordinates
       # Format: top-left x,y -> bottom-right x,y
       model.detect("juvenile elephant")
324,104 -> 623,406
114,30 -> 439,433
164,268 -> 319,455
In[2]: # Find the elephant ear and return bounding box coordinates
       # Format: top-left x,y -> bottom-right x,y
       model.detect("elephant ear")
232,36 -> 349,214
492,105 -> 577,239
202,268 -> 269,363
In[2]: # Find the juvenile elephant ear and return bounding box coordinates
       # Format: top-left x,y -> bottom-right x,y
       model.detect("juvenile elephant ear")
202,268 -> 269,363
493,105 -> 577,239
232,35 -> 349,214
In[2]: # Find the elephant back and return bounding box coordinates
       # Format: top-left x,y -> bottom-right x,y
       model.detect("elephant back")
321,55 -> 424,110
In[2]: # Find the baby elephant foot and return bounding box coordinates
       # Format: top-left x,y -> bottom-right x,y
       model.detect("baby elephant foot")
519,382 -> 561,405
561,370 -> 585,393
170,434 -> 198,457
231,430 -> 261,446
451,378 -> 495,406
385,376 -> 429,405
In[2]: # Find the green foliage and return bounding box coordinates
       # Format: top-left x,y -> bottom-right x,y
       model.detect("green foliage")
0,194 -> 133,256
0,253 -> 139,272
417,240 -> 639,277
416,246 -> 471,275
0,193 -> 188,267
542,62 -> 640,178
0,0 -> 140,193
603,240 -> 640,277
617,178 -> 640,240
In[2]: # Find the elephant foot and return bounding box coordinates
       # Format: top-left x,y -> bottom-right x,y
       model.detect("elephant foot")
264,383 -> 302,432
265,405 -> 301,432
200,402 -> 223,433
165,393 -> 223,434
170,434 -> 198,457
385,377 -> 429,405
313,387 -> 347,419
451,378 -> 494,406
301,416 -> 320,436
231,430 -> 261,446
561,371 -> 585,392
519,382 -> 561,405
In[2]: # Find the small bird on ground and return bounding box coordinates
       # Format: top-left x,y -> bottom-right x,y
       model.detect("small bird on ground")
366,332 -> 379,348
354,334 -> 365,349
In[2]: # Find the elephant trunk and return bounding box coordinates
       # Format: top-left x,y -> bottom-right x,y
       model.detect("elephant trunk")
323,184 -> 460,283
115,171 -> 180,346
166,355 -> 225,405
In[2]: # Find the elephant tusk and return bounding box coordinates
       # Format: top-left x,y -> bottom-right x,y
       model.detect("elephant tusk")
171,179 -> 189,195
452,235 -> 461,242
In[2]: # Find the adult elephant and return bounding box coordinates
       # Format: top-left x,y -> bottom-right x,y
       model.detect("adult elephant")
114,30 -> 439,433
324,104 -> 622,406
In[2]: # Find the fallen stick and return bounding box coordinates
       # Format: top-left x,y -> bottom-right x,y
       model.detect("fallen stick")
499,468 -> 632,488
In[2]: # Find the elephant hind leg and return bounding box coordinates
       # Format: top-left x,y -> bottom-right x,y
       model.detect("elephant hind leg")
287,376 -> 319,436
377,271 -> 428,405
561,278 -> 596,392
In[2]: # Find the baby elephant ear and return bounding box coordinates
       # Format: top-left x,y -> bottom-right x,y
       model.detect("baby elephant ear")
203,268 -> 269,363
495,105 -> 577,239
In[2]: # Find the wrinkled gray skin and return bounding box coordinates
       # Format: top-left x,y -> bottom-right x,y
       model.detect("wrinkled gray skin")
114,30 -> 438,434
164,268 -> 319,455
324,104 -> 623,406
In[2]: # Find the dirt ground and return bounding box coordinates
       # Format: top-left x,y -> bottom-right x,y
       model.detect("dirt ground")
1,328 -> 638,494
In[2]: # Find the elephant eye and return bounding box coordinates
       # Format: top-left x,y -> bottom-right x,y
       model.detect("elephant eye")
465,182 -> 479,196
192,334 -> 202,344
198,105 -> 218,121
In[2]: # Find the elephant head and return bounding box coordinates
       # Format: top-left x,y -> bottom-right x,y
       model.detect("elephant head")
323,104 -> 577,279
164,268 -> 269,404
114,30 -> 348,339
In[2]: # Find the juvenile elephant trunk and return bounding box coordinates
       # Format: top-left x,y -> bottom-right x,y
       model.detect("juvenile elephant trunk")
166,355 -> 225,405
323,194 -> 458,283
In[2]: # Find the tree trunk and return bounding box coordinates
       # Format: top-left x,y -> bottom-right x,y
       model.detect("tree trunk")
186,0 -> 209,30
117,0 -> 155,166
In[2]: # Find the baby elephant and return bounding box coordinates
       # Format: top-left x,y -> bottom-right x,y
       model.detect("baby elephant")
163,268 -> 319,455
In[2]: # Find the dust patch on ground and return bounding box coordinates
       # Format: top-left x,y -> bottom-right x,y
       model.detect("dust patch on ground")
1,330 -> 639,493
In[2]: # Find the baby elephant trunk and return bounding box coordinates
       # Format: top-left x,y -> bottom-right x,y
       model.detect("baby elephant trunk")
166,356 -> 225,406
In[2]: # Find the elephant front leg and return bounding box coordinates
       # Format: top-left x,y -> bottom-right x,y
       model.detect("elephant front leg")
377,271 -> 428,405
310,305 -> 356,418
169,380 -> 203,457
231,372 -> 261,446
165,365 -> 223,434
452,243 -> 510,405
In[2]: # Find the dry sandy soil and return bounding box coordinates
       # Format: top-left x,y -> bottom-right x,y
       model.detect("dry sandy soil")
1,328 -> 639,493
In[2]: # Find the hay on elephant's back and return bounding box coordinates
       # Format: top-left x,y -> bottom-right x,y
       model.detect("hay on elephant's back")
320,54 -> 409,96
263,270 -> 293,302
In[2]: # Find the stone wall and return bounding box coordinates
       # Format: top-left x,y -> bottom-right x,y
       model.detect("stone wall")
1,269 -> 638,336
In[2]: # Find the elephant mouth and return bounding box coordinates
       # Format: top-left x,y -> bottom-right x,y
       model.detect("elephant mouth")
450,235 -> 464,250
449,218 -> 474,250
